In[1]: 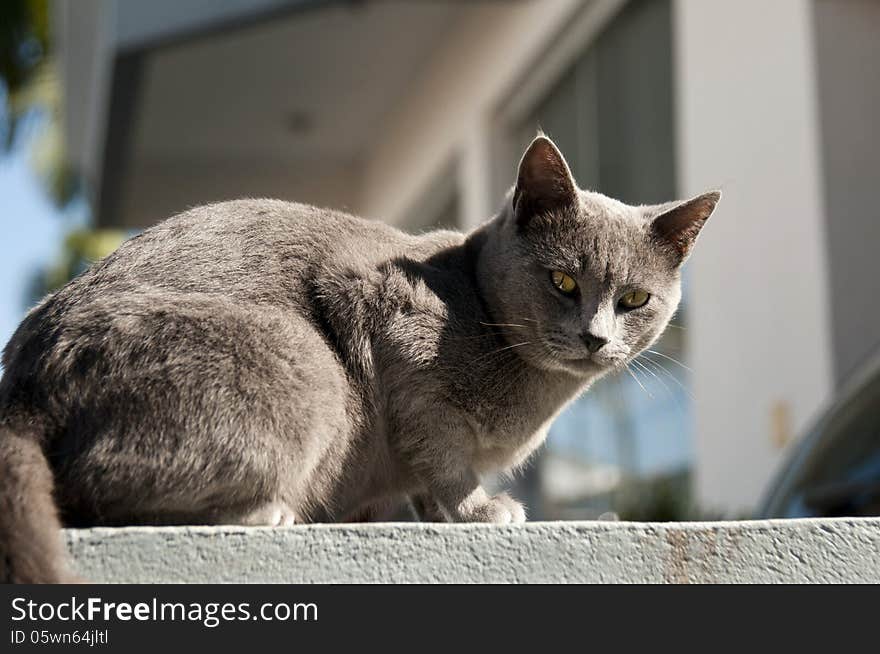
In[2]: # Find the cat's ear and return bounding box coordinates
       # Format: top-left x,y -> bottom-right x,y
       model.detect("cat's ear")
512,135 -> 578,227
649,190 -> 721,263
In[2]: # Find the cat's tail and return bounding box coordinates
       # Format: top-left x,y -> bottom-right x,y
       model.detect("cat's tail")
0,424 -> 73,583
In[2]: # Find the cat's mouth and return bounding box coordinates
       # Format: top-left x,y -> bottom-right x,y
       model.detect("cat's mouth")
544,347 -> 620,376
531,333 -> 623,376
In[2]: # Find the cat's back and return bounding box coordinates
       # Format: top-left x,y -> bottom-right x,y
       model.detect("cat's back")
81,199 -> 411,303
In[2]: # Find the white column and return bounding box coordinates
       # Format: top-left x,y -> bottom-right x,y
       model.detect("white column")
673,0 -> 833,513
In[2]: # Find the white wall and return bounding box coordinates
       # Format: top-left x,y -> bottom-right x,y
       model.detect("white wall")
674,0 -> 833,513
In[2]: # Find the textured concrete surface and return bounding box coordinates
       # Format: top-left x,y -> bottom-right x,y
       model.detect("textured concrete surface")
65,518 -> 880,583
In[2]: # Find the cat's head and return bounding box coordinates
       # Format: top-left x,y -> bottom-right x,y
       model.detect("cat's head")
479,135 -> 719,378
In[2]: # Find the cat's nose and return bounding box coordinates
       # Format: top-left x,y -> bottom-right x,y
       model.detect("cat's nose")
582,332 -> 609,354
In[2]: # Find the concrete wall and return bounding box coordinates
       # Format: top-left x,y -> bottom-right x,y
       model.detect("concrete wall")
65,519 -> 880,583
674,0 -> 833,514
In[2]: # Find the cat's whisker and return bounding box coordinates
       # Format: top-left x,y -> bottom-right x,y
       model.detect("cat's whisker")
636,356 -> 690,416
446,331 -> 522,342
640,353 -> 695,403
633,358 -> 687,397
491,341 -> 533,355
646,349 -> 692,373
625,364 -> 653,400
469,340 -> 534,365
631,358 -> 672,398
478,321 -> 527,329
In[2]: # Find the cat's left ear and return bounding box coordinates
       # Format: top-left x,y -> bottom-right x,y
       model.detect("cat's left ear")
649,190 -> 721,264
512,135 -> 578,227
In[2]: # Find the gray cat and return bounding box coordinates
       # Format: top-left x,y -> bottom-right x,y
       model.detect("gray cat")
0,136 -> 719,583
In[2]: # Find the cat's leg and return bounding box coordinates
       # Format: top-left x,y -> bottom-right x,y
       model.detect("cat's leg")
221,500 -> 297,527
409,493 -> 446,522
394,413 -> 525,524
340,499 -> 399,522
424,471 -> 526,525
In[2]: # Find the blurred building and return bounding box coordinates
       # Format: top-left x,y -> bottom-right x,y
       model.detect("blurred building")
55,0 -> 880,517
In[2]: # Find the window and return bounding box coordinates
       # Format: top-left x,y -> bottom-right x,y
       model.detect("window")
510,0 -> 691,520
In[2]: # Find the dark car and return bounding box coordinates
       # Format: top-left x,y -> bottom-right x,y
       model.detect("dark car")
757,349 -> 880,518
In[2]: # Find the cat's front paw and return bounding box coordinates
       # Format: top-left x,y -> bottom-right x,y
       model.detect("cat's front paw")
470,494 -> 526,525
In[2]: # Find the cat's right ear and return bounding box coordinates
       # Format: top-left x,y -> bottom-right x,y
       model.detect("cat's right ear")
649,190 -> 721,263
512,135 -> 578,227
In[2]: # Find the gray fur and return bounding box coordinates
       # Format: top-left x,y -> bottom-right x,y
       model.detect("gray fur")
0,136 -> 719,582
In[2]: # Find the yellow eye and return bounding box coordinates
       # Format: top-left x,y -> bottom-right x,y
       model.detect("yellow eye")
619,290 -> 650,310
551,271 -> 578,295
